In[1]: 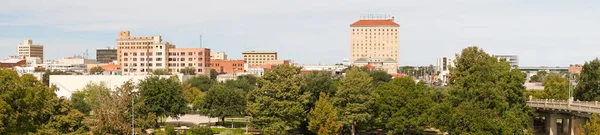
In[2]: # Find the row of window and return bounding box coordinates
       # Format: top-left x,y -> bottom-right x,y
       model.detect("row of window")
352,33 -> 398,35
123,68 -> 202,73
352,47 -> 395,50
243,58 -> 275,61
352,54 -> 398,57
352,29 -> 398,32
167,58 -> 204,62
210,63 -> 243,67
118,42 -> 154,46
243,55 -> 275,58
168,52 -> 203,56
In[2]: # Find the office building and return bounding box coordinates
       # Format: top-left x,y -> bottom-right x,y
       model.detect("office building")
96,47 -> 118,63
210,59 -> 245,74
350,16 -> 400,74
493,55 -> 519,68
17,39 -> 44,61
242,51 -> 277,66
210,52 -> 227,60
117,31 -> 211,75
437,56 -> 455,83
36,56 -> 99,73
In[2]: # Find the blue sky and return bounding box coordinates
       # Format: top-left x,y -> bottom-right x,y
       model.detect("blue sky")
1,0 -> 599,66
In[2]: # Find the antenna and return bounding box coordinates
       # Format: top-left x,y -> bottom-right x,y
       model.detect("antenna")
199,34 -> 203,48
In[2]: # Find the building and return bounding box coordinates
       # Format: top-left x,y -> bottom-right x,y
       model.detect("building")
0,59 -> 26,68
210,52 -> 227,60
353,58 -> 398,74
437,56 -> 455,83
493,55 -> 519,68
350,16 -> 400,74
17,39 -> 44,61
86,63 -> 122,75
569,64 -> 583,75
299,64 -> 347,75
242,51 -> 277,66
264,60 -> 290,65
96,47 -> 118,63
36,56 -> 99,73
116,31 -> 211,75
216,72 -> 252,83
210,59 -> 245,74
247,67 -> 265,77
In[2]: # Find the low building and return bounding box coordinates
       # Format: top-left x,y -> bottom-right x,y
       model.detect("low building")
493,55 -> 519,68
13,66 -> 43,80
35,56 -> 99,73
210,52 -> 227,60
242,51 -> 277,66
210,60 -> 245,74
299,64 -> 347,75
247,67 -> 266,77
569,64 -> 583,75
0,59 -> 26,68
216,72 -> 253,83
353,58 -> 398,74
86,63 -> 122,75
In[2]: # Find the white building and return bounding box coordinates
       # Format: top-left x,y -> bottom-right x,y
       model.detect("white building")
437,56 -> 455,83
299,64 -> 348,75
247,67 -> 265,77
493,55 -> 519,68
216,72 -> 252,83
14,66 -> 43,80
35,56 -> 99,73
353,58 -> 398,74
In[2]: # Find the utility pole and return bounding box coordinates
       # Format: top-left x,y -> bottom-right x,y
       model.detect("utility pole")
132,92 -> 135,135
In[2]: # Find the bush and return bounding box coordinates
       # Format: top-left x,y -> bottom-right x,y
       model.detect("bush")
187,126 -> 214,135
165,125 -> 176,135
210,128 -> 244,134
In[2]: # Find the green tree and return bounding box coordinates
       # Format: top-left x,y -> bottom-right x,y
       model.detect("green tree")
529,75 -> 542,82
333,67 -> 373,135
575,59 -> 600,101
38,98 -> 88,134
180,67 -> 197,75
224,78 -> 255,93
370,70 -> 392,87
182,83 -> 203,104
185,75 -> 215,92
303,71 -> 336,109
79,82 -> 112,110
165,125 -> 176,135
373,77 -> 433,134
542,73 -> 569,100
584,113 -> 600,135
186,126 -> 214,135
246,65 -> 310,135
89,66 -> 104,75
42,70 -> 71,86
151,68 -> 171,75
71,91 -> 91,115
210,69 -> 218,80
138,76 -> 187,127
430,46 -> 531,134
197,85 -> 246,126
308,93 -> 342,135
84,81 -> 139,134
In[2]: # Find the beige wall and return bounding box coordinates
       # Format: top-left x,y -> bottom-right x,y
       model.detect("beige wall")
18,39 -> 44,61
350,27 -> 399,64
168,48 -> 211,75
210,52 -> 227,60
242,51 -> 277,66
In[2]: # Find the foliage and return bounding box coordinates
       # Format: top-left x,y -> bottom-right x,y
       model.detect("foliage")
180,67 -> 197,75
79,82 -> 111,111
429,46 -> 531,134
89,66 -> 104,75
71,91 -> 91,115
333,67 -> 373,135
164,125 -> 176,135
303,72 -> 336,110
308,93 -> 342,135
186,126 -> 214,135
373,77 -> 433,134
369,70 -> 392,87
84,81 -> 139,134
39,98 -> 88,134
584,113 -> 600,135
246,64 -> 310,135
529,75 -> 541,82
237,74 -> 258,86
151,69 -> 171,75
197,85 -> 246,126
211,128 -> 245,134
182,83 -> 203,104
42,70 -> 71,86
224,78 -> 255,93
186,75 -> 215,92
575,59 -> 600,101
138,76 -> 187,127
542,73 -> 569,100
210,69 -> 218,80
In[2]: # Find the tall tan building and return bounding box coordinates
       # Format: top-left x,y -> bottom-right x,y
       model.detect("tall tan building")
242,51 -> 277,66
117,31 -> 211,75
350,16 -> 400,74
18,39 -> 44,61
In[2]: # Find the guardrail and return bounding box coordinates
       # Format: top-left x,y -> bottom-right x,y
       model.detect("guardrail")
527,98 -> 600,114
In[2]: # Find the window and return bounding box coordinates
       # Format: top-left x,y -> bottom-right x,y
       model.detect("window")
156,52 -> 162,55
140,52 -> 145,56
156,58 -> 162,61
157,63 -> 162,66
141,63 -> 145,66
189,58 -> 193,61
124,53 -> 128,56
141,58 -> 145,61
124,63 -> 128,66
133,53 -> 137,56
133,63 -> 137,66
124,58 -> 128,61
188,52 -> 193,55
133,58 -> 137,61
197,69 -> 202,72
188,63 -> 193,66
149,63 -> 153,66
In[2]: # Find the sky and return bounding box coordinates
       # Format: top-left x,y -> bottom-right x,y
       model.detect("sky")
1,0 -> 599,67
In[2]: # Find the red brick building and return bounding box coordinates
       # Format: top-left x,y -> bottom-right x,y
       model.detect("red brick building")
210,60 -> 245,74
0,59 -> 26,68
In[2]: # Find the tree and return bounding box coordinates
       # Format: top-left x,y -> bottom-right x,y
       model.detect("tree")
210,69 -> 218,80
369,70 -> 392,87
246,65 -> 310,135
584,113 -> 600,135
182,83 -> 203,105
237,74 -> 258,86
84,81 -> 139,134
151,68 -> 171,75
137,76 -> 187,127
165,125 -> 176,135
71,91 -> 91,115
180,67 -> 197,75
197,85 -> 246,126
333,67 -> 373,135
303,72 -> 336,109
308,93 -> 342,135
224,79 -> 255,93
90,66 -> 104,75
38,98 -> 88,134
575,59 -> 600,101
529,75 -> 542,82
542,73 -> 569,100
42,70 -> 71,86
185,75 -> 215,92
430,46 -> 531,134
186,126 -> 214,135
373,77 -> 433,134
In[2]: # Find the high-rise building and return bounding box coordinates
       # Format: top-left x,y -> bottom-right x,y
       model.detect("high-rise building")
96,47 -> 117,63
350,16 -> 399,74
18,39 -> 44,61
493,55 -> 519,68
242,51 -> 277,66
117,31 -> 211,75
210,52 -> 227,60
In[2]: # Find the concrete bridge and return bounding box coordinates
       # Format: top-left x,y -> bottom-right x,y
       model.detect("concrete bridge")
527,97 -> 600,135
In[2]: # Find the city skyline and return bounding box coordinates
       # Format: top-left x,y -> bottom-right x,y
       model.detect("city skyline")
2,0 -> 600,66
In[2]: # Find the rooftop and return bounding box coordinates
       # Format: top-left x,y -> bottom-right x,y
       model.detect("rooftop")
242,51 -> 277,54
0,59 -> 24,63
350,19 -> 400,27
